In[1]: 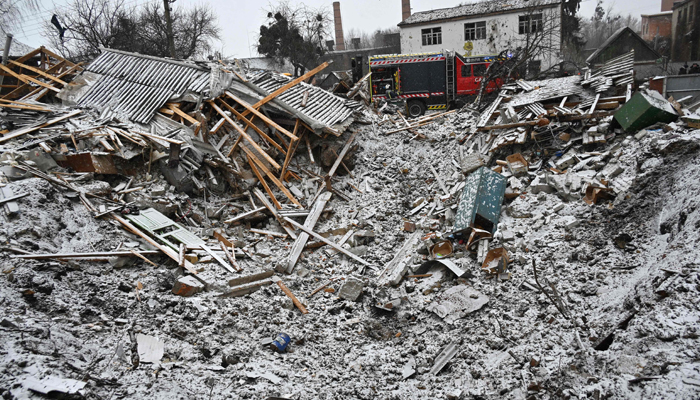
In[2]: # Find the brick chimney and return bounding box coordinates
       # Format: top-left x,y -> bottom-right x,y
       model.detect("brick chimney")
402,0 -> 411,21
333,2 -> 345,51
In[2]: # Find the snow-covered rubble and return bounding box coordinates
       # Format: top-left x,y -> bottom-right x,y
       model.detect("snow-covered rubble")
2,101 -> 700,400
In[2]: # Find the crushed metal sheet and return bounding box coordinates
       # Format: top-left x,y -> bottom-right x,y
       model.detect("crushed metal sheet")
75,48 -> 210,123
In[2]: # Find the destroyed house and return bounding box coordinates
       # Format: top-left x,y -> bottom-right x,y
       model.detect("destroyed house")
397,0 -> 563,74
586,27 -> 661,67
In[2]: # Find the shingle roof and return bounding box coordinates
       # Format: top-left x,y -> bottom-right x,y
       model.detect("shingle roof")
398,0 -> 561,26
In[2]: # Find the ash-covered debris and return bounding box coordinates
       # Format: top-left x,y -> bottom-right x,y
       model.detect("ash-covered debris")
1,45 -> 700,400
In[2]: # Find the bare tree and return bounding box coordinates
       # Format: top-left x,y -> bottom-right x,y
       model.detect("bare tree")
474,3 -> 561,108
44,0 -> 137,61
44,0 -> 220,61
0,0 -> 40,35
139,1 -> 220,59
580,0 -> 640,49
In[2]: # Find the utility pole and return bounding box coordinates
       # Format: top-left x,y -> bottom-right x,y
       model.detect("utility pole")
0,34 -> 13,89
163,0 -> 176,58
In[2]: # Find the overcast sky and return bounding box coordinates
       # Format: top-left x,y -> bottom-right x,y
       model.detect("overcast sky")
11,0 -> 664,58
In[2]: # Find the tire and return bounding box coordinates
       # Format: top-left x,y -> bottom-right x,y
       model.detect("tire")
406,100 -> 426,118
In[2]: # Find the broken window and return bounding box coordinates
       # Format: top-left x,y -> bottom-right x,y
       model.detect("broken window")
421,27 -> 442,45
519,14 -> 543,34
464,21 -> 486,40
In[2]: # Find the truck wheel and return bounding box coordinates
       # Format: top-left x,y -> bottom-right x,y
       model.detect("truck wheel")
407,100 -> 426,118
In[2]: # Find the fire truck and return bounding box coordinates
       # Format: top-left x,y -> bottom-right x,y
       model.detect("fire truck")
368,50 -> 504,117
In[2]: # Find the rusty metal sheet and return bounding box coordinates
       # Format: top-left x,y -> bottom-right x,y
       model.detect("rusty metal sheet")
53,153 -> 118,174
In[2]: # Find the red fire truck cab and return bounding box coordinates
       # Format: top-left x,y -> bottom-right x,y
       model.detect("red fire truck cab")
369,50 -> 504,117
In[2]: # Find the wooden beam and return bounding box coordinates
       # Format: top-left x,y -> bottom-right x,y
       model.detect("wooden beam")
40,47 -> 77,68
252,187 -> 297,239
13,47 -> 44,64
286,191 -> 332,273
8,60 -> 67,86
283,217 -> 371,267
225,91 -> 298,140
14,250 -> 162,259
0,110 -> 82,143
272,276 -> 308,314
169,104 -> 200,127
209,101 -> 281,170
224,206 -> 266,224
246,155 -> 281,210
218,99 -> 286,155
240,61 -> 331,118
240,144 -> 302,208
328,130 -> 357,178
280,121 -> 302,180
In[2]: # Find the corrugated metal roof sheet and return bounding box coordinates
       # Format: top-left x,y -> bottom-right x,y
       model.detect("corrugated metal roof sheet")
76,48 -> 210,124
509,75 -> 590,107
247,71 -> 363,132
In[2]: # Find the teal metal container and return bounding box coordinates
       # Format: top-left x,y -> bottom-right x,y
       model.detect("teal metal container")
453,166 -> 506,234
613,91 -> 678,132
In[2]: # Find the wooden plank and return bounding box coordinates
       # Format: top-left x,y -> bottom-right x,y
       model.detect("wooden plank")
128,249 -> 157,267
304,132 -> 315,163
13,47 -> 43,64
200,243 -> 236,274
588,93 -> 600,115
280,121 -> 302,180
218,99 -> 286,154
224,206 -> 266,223
169,104 -> 201,127
8,60 -> 67,85
283,216 -> 371,267
252,187 -> 297,239
228,270 -> 274,287
219,242 -> 242,272
39,47 -> 78,68
272,276 -> 309,314
250,228 -> 288,238
241,144 -> 302,207
209,101 -> 281,170
0,110 -> 82,143
14,250 -> 162,259
328,130 -> 357,178
225,91 -> 298,140
430,164 -> 449,196
285,191 -> 332,273
240,61 -> 330,118
247,154 -> 281,210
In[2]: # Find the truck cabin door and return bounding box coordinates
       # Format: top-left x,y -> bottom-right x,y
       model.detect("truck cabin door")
456,62 -> 488,96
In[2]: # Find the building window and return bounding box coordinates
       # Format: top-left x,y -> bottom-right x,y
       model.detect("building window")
464,21 -> 486,40
690,5 -> 694,21
519,14 -> 543,34
421,27 -> 442,46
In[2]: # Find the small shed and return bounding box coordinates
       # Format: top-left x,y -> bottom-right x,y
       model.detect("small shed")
587,27 -> 661,67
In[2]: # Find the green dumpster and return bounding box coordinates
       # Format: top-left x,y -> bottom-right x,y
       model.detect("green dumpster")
614,90 -> 678,132
453,166 -> 507,234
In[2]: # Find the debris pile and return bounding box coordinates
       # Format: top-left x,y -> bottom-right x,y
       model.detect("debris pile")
1,46 -> 700,399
